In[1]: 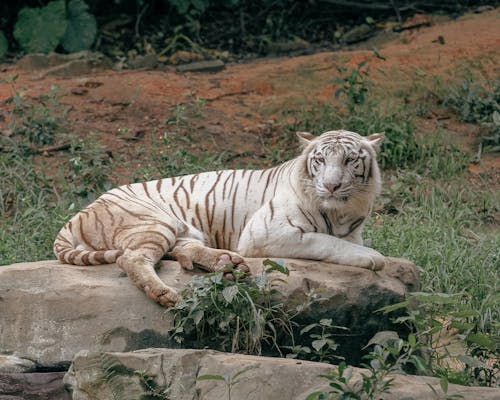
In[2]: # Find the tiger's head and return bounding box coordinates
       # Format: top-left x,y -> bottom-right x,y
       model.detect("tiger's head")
297,130 -> 384,209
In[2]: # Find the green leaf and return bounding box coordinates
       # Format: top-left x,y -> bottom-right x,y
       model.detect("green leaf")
364,330 -> 399,348
305,392 -> 323,400
439,376 -> 448,393
376,300 -> 409,314
411,292 -> 462,304
0,31 -> 8,57
222,285 -> 239,304
192,309 -> 204,325
300,323 -> 318,335
61,0 -> 97,52
232,364 -> 260,380
466,332 -> 495,351
312,339 -> 327,352
263,258 -> 289,275
408,332 -> 416,349
14,0 -> 68,53
492,110 -> 500,126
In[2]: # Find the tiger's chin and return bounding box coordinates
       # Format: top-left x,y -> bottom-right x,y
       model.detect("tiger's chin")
318,195 -> 351,210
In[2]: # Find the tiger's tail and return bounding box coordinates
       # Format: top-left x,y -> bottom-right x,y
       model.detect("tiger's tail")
53,226 -> 122,266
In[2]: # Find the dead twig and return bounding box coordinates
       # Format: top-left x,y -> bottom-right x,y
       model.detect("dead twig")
318,0 -> 459,12
393,22 -> 431,32
38,143 -> 71,154
205,90 -> 252,102
0,142 -> 71,155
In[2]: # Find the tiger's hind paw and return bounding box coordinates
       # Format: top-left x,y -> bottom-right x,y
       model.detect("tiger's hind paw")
144,284 -> 180,308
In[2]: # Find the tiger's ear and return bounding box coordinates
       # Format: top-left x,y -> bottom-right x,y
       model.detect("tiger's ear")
296,131 -> 316,146
366,132 -> 384,152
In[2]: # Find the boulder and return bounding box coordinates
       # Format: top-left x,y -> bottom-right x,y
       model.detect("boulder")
0,258 -> 418,368
0,372 -> 69,400
64,348 -> 500,400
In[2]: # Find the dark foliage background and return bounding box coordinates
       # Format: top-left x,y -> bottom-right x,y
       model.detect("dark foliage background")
1,0 -> 498,57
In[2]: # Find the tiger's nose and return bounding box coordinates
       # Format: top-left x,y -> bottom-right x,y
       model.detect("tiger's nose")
324,183 -> 341,193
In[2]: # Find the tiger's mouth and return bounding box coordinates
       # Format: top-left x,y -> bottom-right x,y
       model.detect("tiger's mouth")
318,192 -> 351,206
318,190 -> 351,202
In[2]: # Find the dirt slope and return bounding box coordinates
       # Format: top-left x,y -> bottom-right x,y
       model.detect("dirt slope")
0,9 -> 498,180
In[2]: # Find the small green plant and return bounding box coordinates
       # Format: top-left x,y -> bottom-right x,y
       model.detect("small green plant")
1,77 -> 67,148
334,61 -> 370,112
444,78 -> 500,152
285,318 -> 346,363
168,259 -> 296,355
197,364 -> 260,400
305,355 -> 395,400
14,85 -> 64,146
135,370 -> 172,400
67,135 -> 113,197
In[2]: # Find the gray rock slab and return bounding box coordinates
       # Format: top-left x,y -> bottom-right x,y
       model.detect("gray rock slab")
0,258 -> 418,368
0,356 -> 35,374
0,372 -> 69,400
64,348 -> 500,400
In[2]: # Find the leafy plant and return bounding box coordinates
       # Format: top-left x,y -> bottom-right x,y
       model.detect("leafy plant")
14,0 -> 67,54
379,292 -> 499,387
61,0 -> 98,52
67,135 -> 113,197
444,79 -> 500,152
0,76 -> 68,148
285,318 -> 346,363
306,355 -> 395,400
307,331 -> 466,400
13,0 -> 96,54
168,259 -> 296,355
197,364 -> 259,400
334,61 -> 371,112
13,85 -> 65,146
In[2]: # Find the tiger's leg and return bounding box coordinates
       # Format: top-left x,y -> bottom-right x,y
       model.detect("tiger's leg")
116,229 -> 180,307
238,210 -> 386,271
169,239 -> 248,274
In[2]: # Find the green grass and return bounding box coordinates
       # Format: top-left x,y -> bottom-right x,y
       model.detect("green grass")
366,181 -> 499,333
0,153 -> 75,264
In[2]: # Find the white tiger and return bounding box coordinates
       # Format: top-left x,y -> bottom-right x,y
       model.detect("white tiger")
54,130 -> 386,307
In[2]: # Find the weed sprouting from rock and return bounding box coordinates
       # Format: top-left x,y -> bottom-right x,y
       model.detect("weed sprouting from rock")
168,259 -> 301,356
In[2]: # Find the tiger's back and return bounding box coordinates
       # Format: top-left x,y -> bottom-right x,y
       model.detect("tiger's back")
54,163 -> 292,265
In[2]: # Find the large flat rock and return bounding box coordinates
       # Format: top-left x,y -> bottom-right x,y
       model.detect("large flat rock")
64,348 -> 500,400
0,258 -> 418,368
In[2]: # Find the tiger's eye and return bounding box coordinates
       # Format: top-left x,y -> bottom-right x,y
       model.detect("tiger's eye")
317,156 -> 325,164
345,157 -> 354,165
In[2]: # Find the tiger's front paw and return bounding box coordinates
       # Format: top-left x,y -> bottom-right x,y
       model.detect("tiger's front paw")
369,254 -> 386,271
352,249 -> 386,271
